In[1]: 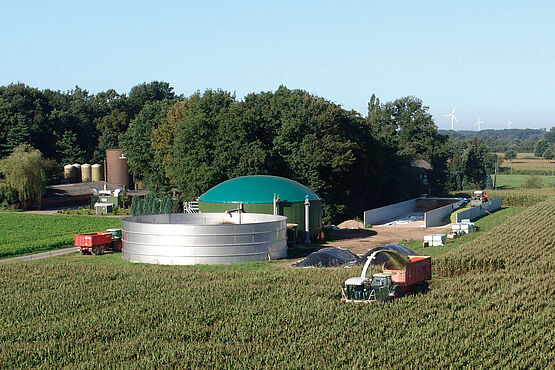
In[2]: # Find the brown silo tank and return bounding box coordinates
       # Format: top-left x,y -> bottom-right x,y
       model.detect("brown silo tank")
81,164 -> 91,182
91,163 -> 103,182
106,149 -> 132,189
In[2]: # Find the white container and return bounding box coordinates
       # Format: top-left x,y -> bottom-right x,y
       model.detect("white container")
424,233 -> 446,246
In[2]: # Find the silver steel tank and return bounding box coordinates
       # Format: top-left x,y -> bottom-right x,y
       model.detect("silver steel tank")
122,213 -> 288,265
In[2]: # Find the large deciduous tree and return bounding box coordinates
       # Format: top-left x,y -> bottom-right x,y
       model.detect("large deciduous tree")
0,144 -> 46,210
120,100 -> 173,194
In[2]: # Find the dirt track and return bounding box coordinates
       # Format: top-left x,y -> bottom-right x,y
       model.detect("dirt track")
326,221 -> 451,255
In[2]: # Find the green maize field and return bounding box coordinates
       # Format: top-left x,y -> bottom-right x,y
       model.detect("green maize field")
0,213 -> 122,258
0,192 -> 553,367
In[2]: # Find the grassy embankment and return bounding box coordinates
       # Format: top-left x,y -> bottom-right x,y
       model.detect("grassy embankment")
0,213 -> 122,259
0,188 -> 553,367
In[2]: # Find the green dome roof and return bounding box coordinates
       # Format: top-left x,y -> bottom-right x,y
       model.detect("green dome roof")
199,175 -> 320,204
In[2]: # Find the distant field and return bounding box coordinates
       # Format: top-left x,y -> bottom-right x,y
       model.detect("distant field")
492,174 -> 555,189
0,214 -> 122,258
496,152 -> 555,174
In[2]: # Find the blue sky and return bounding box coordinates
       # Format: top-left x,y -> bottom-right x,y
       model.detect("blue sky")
2,1 -> 554,130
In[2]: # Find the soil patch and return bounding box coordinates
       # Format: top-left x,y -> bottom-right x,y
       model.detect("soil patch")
325,222 -> 451,255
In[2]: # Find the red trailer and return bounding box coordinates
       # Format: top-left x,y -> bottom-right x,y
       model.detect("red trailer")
384,256 -> 431,296
74,230 -> 122,255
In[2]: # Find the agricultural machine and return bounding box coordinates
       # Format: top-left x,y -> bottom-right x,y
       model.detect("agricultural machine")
470,190 -> 489,206
341,250 -> 431,303
74,229 -> 122,255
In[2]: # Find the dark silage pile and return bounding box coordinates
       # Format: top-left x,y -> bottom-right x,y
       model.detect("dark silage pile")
294,247 -> 358,267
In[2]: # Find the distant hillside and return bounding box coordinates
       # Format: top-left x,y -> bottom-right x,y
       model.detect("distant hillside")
438,128 -> 546,141
438,128 -> 547,152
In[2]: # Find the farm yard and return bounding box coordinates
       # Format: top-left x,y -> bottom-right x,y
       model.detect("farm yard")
2,2 -> 555,367
0,189 -> 553,367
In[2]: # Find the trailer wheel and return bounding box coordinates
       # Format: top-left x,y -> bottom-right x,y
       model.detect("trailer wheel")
80,249 -> 89,255
92,245 -> 105,255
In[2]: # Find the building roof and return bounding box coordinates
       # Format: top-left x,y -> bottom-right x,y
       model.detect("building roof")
43,181 -> 149,198
199,175 -> 320,204
411,159 -> 432,170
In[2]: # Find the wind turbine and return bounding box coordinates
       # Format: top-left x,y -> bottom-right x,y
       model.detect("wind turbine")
476,116 -> 483,131
506,118 -> 512,129
444,106 -> 457,130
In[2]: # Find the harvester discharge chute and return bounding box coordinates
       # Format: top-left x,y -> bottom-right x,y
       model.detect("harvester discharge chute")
341,250 -> 431,303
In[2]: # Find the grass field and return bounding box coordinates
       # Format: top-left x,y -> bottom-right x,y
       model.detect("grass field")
493,173 -> 555,188
0,213 -> 122,258
0,190 -> 553,367
496,152 -> 555,175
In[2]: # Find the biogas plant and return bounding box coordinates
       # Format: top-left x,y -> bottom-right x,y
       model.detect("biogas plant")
121,175 -> 322,265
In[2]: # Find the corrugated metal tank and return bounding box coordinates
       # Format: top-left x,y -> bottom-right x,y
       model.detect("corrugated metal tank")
81,163 -> 91,182
91,163 -> 103,182
106,149 -> 132,188
72,164 -> 81,183
122,213 -> 288,265
198,175 -> 322,240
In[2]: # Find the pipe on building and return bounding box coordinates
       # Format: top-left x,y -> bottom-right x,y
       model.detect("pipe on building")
304,196 -> 310,244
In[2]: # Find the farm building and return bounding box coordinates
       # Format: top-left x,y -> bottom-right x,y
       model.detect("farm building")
198,175 -> 322,240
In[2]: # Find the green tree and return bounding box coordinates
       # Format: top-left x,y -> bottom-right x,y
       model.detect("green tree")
120,100 -> 173,194
166,90 -> 235,201
534,139 -> 548,157
543,147 -> 554,161
368,95 -> 449,194
544,127 -> 555,143
128,81 -> 175,117
0,144 -> 46,210
504,149 -> 517,162
56,130 -> 85,164
461,138 -> 491,186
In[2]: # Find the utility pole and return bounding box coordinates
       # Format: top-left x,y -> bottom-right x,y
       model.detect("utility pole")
494,156 -> 498,190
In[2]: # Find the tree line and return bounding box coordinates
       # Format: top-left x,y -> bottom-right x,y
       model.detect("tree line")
1,82 -> 513,220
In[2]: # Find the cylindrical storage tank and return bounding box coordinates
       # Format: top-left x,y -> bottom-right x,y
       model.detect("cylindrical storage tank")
81,163 -> 91,182
91,163 -> 103,182
106,149 -> 132,188
63,164 -> 73,182
198,175 -> 322,240
122,213 -> 288,265
72,164 -> 81,183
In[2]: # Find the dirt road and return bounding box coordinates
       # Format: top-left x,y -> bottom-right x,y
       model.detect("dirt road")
0,247 -> 79,264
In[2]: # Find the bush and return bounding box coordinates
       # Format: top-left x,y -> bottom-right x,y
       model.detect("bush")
522,175 -> 543,189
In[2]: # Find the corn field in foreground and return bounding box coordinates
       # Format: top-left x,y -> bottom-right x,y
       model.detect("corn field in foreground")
0,198 -> 553,368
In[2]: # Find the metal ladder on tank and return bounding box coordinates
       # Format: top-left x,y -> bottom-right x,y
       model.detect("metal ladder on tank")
184,200 -> 199,213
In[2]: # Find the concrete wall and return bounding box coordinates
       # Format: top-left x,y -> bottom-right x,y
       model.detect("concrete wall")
455,198 -> 502,223
363,198 -> 418,226
424,199 -> 465,227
